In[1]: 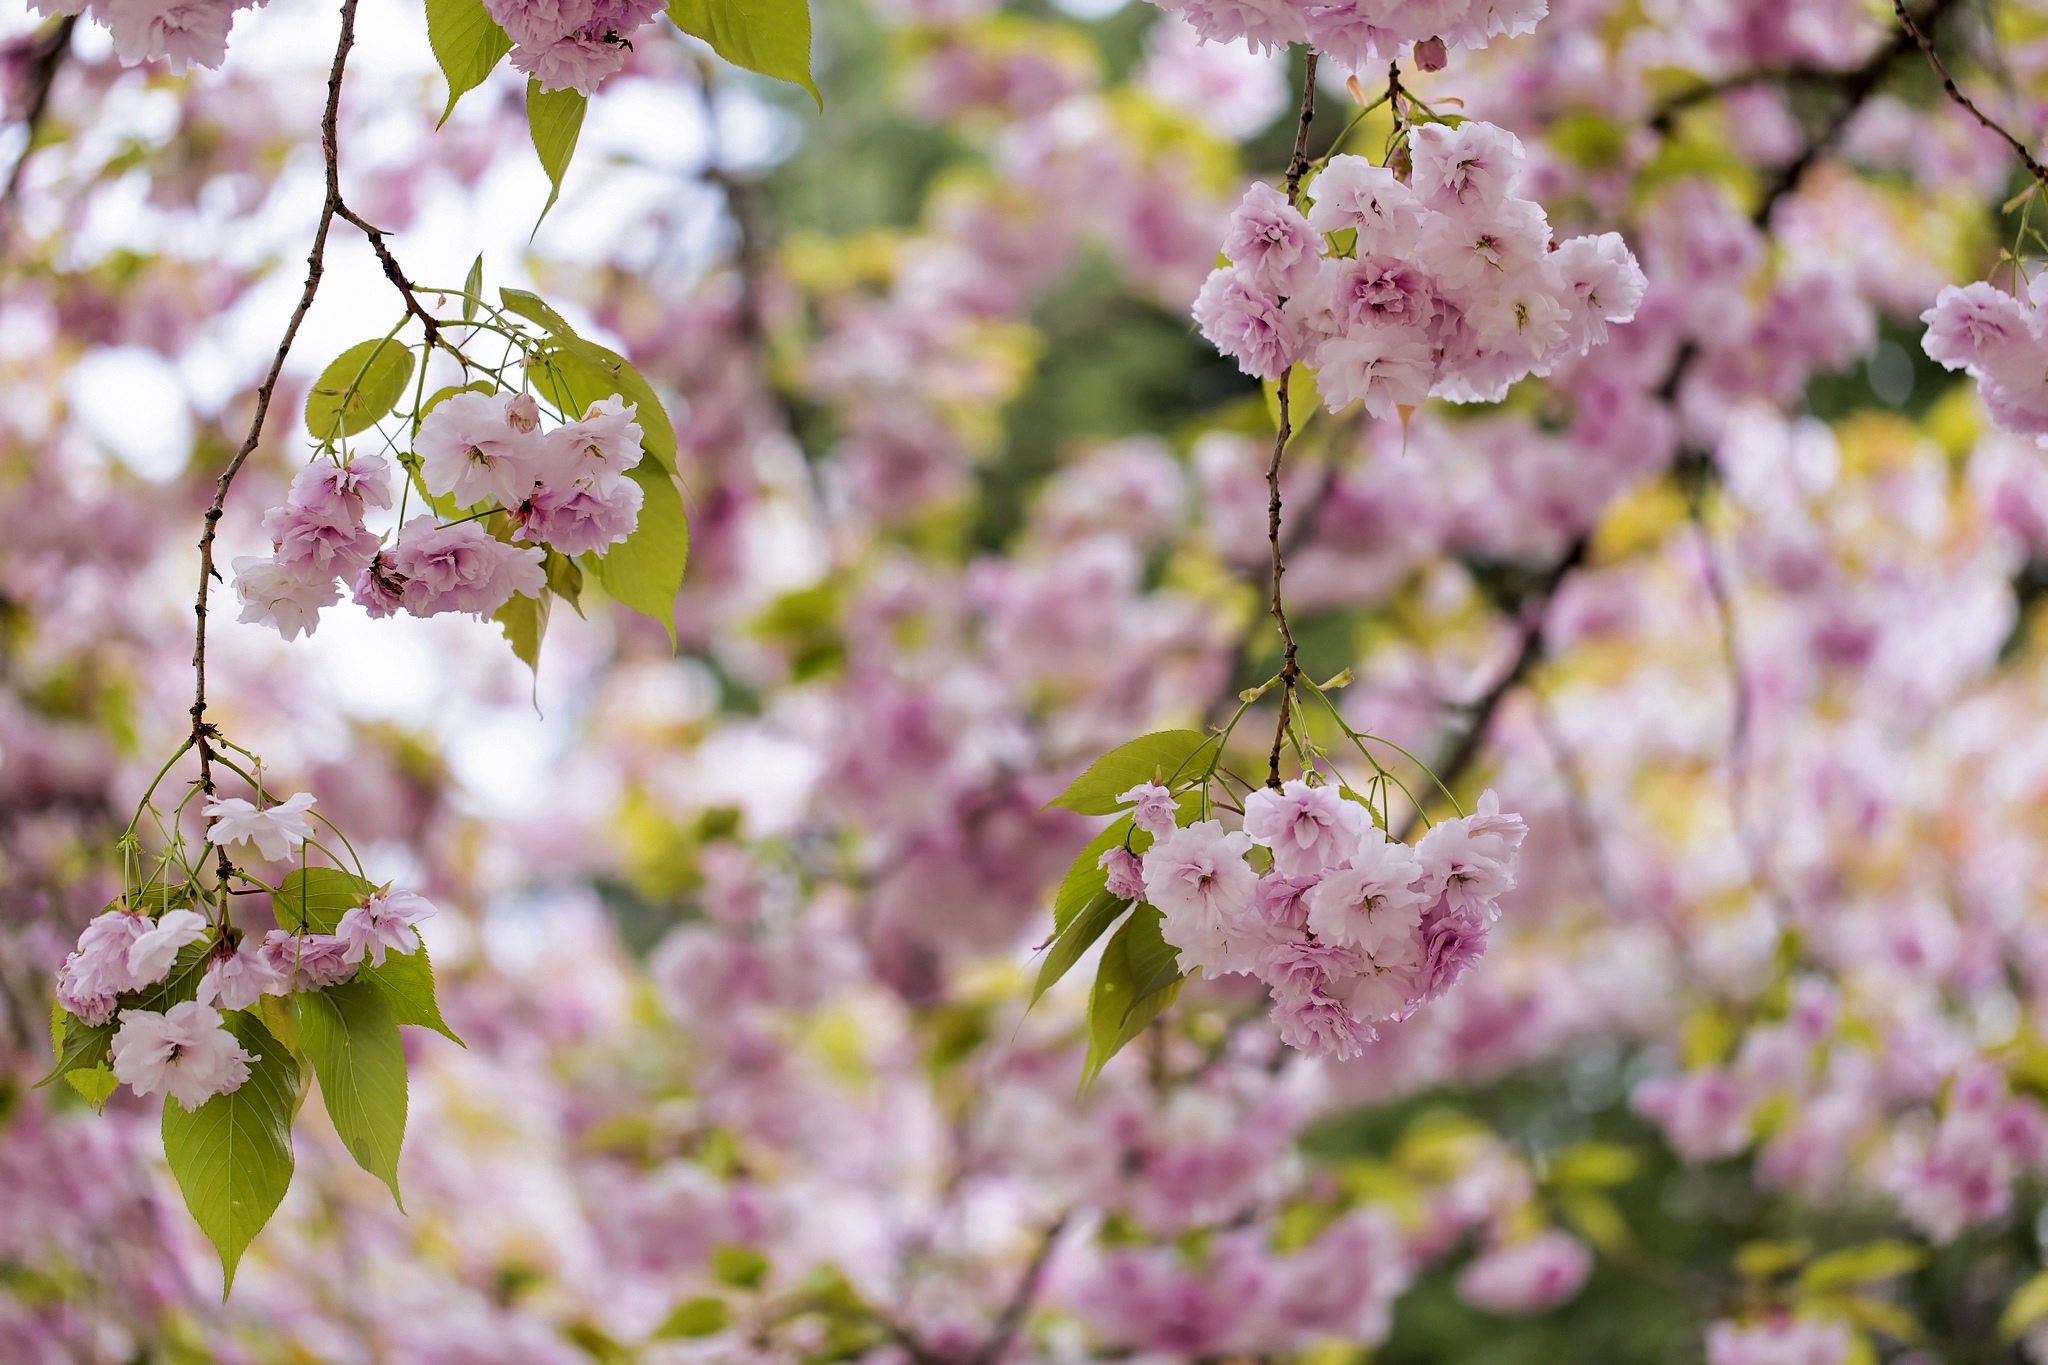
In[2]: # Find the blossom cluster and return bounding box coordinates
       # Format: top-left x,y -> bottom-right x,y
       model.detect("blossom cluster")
32,0 -> 266,73
234,389 -> 642,640
1195,123 -> 1647,415
1921,278 -> 2048,440
482,0 -> 666,94
1146,0 -> 1544,71
1116,780 -> 1525,1058
51,791 -> 434,1111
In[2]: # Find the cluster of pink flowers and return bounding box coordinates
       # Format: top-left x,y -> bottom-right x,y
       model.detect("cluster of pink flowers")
233,453 -> 393,641
1111,779 -> 1525,1059
481,0 -> 666,95
1921,278 -> 2048,439
1146,0 -> 1543,70
52,787 -> 436,1111
1195,124 -> 1647,415
33,0 -> 266,74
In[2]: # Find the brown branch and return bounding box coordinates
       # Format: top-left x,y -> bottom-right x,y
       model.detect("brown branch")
969,1214 -> 1069,1365
0,14 -> 76,264
1893,0 -> 2048,189
1265,51 -> 1319,789
191,0 -> 359,899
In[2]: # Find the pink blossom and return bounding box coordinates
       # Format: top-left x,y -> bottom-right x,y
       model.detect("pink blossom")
1174,0 -> 1308,53
1271,989 -> 1375,1058
1410,119 -> 1526,215
1142,819 -> 1262,975
198,939 -> 289,1011
353,556 -> 405,618
203,792 -> 316,862
231,553 -> 339,641
1261,935 -> 1369,1002
516,477 -> 642,555
1222,183 -> 1323,299
1305,156 -> 1427,250
336,889 -> 436,967
1633,1068 -> 1754,1162
1194,266 -> 1303,381
386,518 -> 546,618
1303,827 -> 1427,954
541,395 -> 643,489
1329,255 -> 1438,333
261,502 -> 381,578
1551,232 -> 1648,351
1117,781 -> 1181,839
1243,779 -> 1368,876
1316,324 -> 1434,418
110,1000 -> 254,1111
1098,845 -> 1147,901
1704,1317 -> 1852,1365
259,930 -> 356,990
416,390 -> 547,509
55,911 -> 152,1024
1416,791 -> 1525,919
126,909 -> 209,986
1456,1231 -> 1593,1314
103,0 -> 239,72
289,451 -> 393,518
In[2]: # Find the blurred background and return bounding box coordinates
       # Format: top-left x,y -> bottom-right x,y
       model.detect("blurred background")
3,0 -> 2048,1358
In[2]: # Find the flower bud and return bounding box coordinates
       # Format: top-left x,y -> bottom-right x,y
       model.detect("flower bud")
1414,36 -> 1448,71
506,392 -> 541,433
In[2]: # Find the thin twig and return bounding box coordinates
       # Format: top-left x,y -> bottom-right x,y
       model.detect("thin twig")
1893,0 -> 2048,189
191,0 -> 360,905
0,14 -> 76,263
1265,52 -> 1319,789
969,1214 -> 1070,1365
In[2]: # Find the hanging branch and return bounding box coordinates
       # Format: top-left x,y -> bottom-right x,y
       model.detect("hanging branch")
1893,0 -> 2048,190
1264,51 -> 1319,789
0,14 -> 77,263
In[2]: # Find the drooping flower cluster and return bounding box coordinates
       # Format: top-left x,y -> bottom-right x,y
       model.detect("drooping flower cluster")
1127,779 -> 1525,1059
1195,123 -> 1647,414
1145,0 -> 1543,71
32,0 -> 267,73
50,790 -> 436,1111
481,0 -> 668,94
1921,278 -> 2048,439
235,389 -> 642,639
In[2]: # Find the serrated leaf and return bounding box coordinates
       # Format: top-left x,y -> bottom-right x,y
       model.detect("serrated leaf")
532,335 -> 679,474
1079,904 -> 1184,1091
37,1010 -> 113,1090
64,1063 -> 118,1109
306,338 -> 415,443
2002,1268 -> 2048,1340
1047,731 -> 1216,816
295,980 -> 408,1207
272,867 -> 375,935
525,80 -> 586,223
667,0 -> 818,106
1033,890 -> 1130,1005
592,463 -> 687,641
462,253 -> 483,323
656,1295 -> 731,1339
426,0 -> 511,125
500,286 -> 575,336
495,587 -> 549,673
161,1012 -> 297,1294
361,939 -> 464,1046
1798,1241 -> 1928,1293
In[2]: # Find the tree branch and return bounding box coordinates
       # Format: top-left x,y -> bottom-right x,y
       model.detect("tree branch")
0,14 -> 76,263
1893,0 -> 2048,190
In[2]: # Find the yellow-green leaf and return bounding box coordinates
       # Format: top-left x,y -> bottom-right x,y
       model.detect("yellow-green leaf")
1047,731 -> 1215,816
272,867 -> 375,934
1033,891 -> 1131,1006
655,1296 -> 731,1339
525,80 -> 586,222
306,338 -> 415,443
2003,1269 -> 2048,1340
1080,904 -> 1184,1091
295,981 -> 409,1208
592,464 -> 688,641
161,1012 -> 298,1294
667,0 -> 818,106
425,0 -> 511,126
495,587 -> 548,674
1798,1240 -> 1928,1294
361,939 -> 464,1047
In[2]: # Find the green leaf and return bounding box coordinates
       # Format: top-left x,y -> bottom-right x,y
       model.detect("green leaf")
272,867 -> 375,935
1556,1189 -> 1632,1254
500,286 -> 576,336
161,1012 -> 298,1294
533,335 -> 679,474
525,80 -> 586,222
667,0 -> 818,106
305,338 -> 415,443
37,1009 -> 114,1090
129,938 -> 217,1014
1798,1240 -> 1928,1293
361,941 -> 464,1047
592,463 -> 688,641
544,548 -> 584,611
1547,1140 -> 1643,1189
64,1064 -> 118,1109
655,1295 -> 732,1339
1046,730 -> 1215,816
1734,1239 -> 1813,1280
495,587 -> 549,673
462,253 -> 483,323
425,0 -> 512,125
1079,904 -> 1184,1091
295,980 -> 409,1207
711,1243 -> 770,1289
1033,890 -> 1130,1005
2002,1268 -> 2048,1340
1049,791 -> 1200,935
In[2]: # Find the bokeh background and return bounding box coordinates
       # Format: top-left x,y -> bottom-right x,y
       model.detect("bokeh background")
4,0 -> 2048,1358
